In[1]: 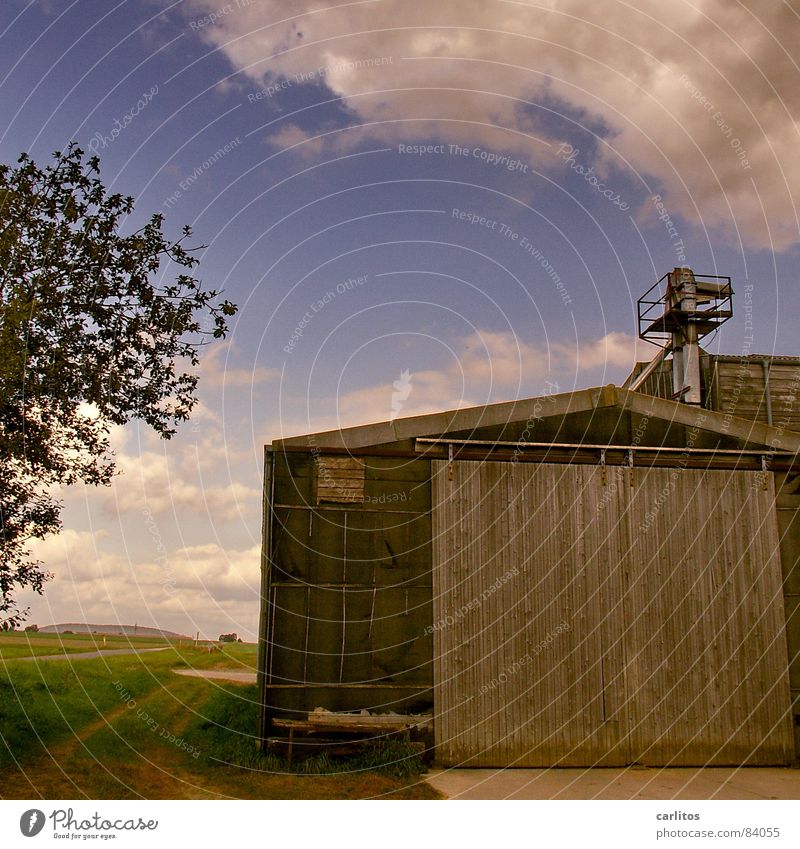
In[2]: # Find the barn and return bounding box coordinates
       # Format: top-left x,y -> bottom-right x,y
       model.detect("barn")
257,272 -> 800,767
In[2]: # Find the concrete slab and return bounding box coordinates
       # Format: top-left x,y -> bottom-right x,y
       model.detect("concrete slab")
425,768 -> 800,800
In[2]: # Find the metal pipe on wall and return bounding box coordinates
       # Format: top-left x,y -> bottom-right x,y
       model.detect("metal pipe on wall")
762,359 -> 773,426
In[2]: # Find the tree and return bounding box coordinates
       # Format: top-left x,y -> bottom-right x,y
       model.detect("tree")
0,144 -> 237,627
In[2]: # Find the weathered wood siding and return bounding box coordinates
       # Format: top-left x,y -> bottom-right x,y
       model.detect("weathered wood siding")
627,355 -> 800,433
314,456 -> 366,504
776,472 -> 800,758
261,452 -> 433,726
432,460 -> 793,767
713,360 -> 800,431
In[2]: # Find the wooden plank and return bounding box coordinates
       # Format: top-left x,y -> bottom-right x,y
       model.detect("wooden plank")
273,714 -> 432,732
315,456 -> 365,504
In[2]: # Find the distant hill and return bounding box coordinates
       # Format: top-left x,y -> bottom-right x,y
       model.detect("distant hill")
39,623 -> 190,639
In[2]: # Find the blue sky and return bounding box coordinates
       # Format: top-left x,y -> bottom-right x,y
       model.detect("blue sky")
3,0 -> 798,638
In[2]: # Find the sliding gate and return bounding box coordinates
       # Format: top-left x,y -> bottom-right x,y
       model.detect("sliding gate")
432,460 -> 793,767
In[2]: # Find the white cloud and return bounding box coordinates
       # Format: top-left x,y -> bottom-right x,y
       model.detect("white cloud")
170,543 -> 261,600
81,399 -> 260,521
30,528 -> 118,583
563,329 -> 651,372
96,445 -> 259,520
25,530 -> 260,640
198,340 -> 278,389
185,0 -> 800,250
23,325 -> 649,635
266,327 -> 649,439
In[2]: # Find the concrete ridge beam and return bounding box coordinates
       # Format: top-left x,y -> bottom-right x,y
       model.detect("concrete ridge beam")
274,385 -> 613,450
615,388 -> 800,454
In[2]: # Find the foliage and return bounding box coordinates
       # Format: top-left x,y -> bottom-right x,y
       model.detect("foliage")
218,632 -> 240,642
0,144 -> 236,626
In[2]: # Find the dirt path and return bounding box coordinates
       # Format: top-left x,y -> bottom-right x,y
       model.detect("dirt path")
172,668 -> 256,684
5,647 -> 171,663
0,677 -> 220,800
0,661 -> 439,800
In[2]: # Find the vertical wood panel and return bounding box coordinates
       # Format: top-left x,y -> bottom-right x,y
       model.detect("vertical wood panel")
433,461 -> 628,766
625,468 -> 792,765
432,460 -> 793,767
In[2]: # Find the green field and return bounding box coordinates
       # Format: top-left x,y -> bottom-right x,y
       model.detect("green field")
0,631 -> 190,659
0,635 -> 438,799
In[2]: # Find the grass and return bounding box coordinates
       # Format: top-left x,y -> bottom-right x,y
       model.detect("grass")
186,683 -> 428,780
171,642 -> 258,671
0,631 -> 260,666
0,644 -> 100,659
0,641 -> 439,800
0,631 -> 190,659
0,647 -> 197,769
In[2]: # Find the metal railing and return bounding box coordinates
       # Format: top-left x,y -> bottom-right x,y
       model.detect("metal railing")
637,271 -> 733,343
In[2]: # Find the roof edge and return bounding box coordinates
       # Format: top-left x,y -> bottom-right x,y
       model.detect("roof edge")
266,384 -> 800,454
272,384 -> 616,450
615,387 -> 800,454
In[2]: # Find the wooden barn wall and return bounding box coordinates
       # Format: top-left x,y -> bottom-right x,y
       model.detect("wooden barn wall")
776,472 -> 800,757
432,460 -> 793,767
260,451 -> 433,727
627,354 -> 715,405
711,361 -> 800,431
626,355 -> 800,431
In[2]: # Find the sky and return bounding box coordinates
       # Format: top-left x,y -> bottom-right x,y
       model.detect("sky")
2,0 -> 798,639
